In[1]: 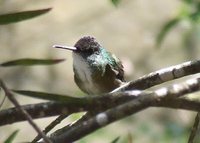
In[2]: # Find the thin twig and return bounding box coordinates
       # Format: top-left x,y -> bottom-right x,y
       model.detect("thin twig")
0,94 -> 6,109
50,112 -> 96,138
0,80 -> 52,143
188,112 -> 200,143
32,114 -> 69,143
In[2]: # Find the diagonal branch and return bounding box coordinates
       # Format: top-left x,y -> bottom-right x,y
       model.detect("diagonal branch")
49,93 -> 155,143
32,114 -> 69,143
188,112 -> 200,143
48,78 -> 200,143
0,80 -> 52,143
112,60 -> 200,92
0,102 -> 71,126
1,77 -> 200,126
1,59 -> 200,125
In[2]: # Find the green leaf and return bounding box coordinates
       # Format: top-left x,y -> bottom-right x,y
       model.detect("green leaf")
0,58 -> 65,67
4,130 -> 19,143
111,0 -> 121,6
110,136 -> 120,143
189,11 -> 200,22
0,8 -> 51,25
156,18 -> 181,48
12,90 -> 88,104
183,0 -> 193,4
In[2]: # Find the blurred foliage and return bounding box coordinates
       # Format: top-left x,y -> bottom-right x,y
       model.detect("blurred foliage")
13,89 -> 87,104
0,58 -> 65,67
110,0 -> 121,6
156,18 -> 180,48
4,130 -> 19,143
0,6 -> 59,143
156,0 -> 200,49
0,0 -> 199,143
0,8 -> 51,25
110,136 -> 120,143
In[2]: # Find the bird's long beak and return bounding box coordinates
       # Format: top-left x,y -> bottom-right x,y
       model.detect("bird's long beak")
53,45 -> 77,51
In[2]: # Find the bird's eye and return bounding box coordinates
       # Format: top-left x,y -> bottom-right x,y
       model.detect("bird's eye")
85,48 -> 94,55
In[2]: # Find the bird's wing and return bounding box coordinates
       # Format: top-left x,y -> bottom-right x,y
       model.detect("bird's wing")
109,54 -> 125,82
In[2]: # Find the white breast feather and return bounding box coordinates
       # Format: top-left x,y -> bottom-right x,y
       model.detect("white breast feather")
73,53 -> 99,94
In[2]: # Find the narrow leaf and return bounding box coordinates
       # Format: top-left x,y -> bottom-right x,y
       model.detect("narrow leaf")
189,11 -> 200,22
12,90 -> 87,104
183,0 -> 193,4
111,0 -> 121,6
0,8 -> 51,25
156,18 -> 181,48
0,58 -> 65,67
4,130 -> 19,143
110,136 -> 120,143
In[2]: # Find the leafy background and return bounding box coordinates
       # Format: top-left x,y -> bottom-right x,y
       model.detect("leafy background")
1,0 -> 200,142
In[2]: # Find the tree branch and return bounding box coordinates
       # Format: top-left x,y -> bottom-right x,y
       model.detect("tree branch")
0,80 -> 52,143
1,60 -> 200,125
0,102 -> 70,126
188,112 -> 200,143
32,114 -> 69,143
113,60 -> 200,92
1,77 -> 200,126
48,78 -> 200,143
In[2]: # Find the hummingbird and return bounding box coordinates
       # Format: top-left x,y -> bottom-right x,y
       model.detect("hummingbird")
53,36 -> 125,94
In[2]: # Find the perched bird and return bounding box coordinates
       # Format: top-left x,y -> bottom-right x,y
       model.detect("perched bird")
53,36 -> 125,94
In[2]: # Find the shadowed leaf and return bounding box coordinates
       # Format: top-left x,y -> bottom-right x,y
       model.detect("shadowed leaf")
111,136 -> 120,143
12,90 -> 88,104
156,18 -> 181,48
4,130 -> 19,143
0,58 -> 65,67
0,8 -> 51,25
111,0 -> 121,6
183,0 -> 193,4
189,11 -> 200,22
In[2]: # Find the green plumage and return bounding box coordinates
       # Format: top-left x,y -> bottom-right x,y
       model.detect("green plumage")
54,36 -> 125,94
72,37 -> 125,94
